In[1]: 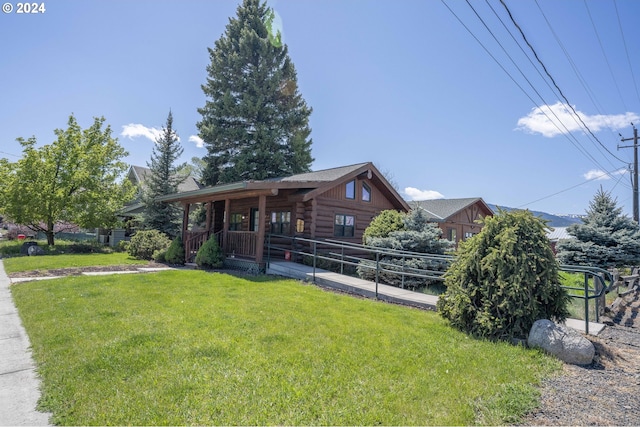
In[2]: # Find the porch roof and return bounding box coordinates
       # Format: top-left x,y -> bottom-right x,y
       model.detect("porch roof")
157,162 -> 410,211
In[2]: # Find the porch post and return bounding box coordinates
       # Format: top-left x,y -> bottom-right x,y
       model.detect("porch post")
256,194 -> 267,263
205,201 -> 213,234
182,202 -> 190,260
223,198 -> 230,252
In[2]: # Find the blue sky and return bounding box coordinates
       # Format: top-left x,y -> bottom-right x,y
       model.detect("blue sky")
1,0 -> 640,216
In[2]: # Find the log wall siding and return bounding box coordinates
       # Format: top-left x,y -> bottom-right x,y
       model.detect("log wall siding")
309,194 -> 397,242
177,170 -> 408,261
320,177 -> 396,209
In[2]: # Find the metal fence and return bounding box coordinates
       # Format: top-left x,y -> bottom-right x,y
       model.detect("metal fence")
266,235 -> 617,334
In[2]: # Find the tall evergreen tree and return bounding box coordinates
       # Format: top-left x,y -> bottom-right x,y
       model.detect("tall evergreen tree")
141,111 -> 186,238
557,188 -> 640,268
197,0 -> 313,185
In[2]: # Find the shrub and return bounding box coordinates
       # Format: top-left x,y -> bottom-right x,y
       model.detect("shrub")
127,230 -> 170,260
362,210 -> 405,244
116,240 -> 130,253
358,209 -> 453,290
165,235 -> 185,265
437,210 -> 571,341
153,249 -> 167,263
195,235 -> 224,269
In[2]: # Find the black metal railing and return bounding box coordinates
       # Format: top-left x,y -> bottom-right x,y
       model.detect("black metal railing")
266,235 -> 618,334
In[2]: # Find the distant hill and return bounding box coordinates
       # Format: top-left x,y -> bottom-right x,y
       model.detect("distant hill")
487,204 -> 584,228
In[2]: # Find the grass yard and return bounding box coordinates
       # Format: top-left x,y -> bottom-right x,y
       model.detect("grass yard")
11,269 -> 561,426
3,252 -> 147,274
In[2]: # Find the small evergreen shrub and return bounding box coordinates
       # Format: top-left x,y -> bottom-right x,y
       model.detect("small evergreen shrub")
165,235 -> 185,265
195,235 -> 224,269
437,210 -> 571,341
127,230 -> 171,260
362,210 -> 405,244
153,249 -> 167,263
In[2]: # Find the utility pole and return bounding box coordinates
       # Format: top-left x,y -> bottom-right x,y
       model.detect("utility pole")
619,125 -> 639,222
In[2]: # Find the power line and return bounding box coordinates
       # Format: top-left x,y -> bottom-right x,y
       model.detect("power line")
487,0 -> 628,168
613,0 -> 640,106
0,150 -> 19,158
441,0 -> 629,183
518,168 -> 628,209
499,0 -> 627,168
584,0 -> 628,112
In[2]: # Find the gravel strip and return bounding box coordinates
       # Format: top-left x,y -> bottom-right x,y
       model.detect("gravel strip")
521,291 -> 640,426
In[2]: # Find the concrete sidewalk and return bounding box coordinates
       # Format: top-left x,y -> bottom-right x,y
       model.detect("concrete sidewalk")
0,259 -> 51,426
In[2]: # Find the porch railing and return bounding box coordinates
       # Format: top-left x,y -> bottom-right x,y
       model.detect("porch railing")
184,230 -> 257,260
184,230 -> 211,262
225,231 -> 257,258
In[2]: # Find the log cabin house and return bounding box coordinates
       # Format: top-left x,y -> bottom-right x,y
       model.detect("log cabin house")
157,162 -> 410,272
409,198 -> 493,245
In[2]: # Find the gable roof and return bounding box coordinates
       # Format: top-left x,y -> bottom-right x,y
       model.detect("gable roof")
127,165 -> 202,193
547,226 -> 573,241
409,198 -> 493,221
157,162 -> 410,211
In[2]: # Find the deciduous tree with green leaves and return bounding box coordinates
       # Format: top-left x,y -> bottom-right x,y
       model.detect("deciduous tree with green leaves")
197,0 -> 313,185
0,115 -> 134,246
141,111 -> 186,238
556,188 -> 640,268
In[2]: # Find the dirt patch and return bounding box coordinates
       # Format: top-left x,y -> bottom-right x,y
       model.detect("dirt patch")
8,262 -> 168,278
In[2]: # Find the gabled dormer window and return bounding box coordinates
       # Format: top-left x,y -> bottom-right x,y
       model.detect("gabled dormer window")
346,180 -> 355,199
362,182 -> 371,202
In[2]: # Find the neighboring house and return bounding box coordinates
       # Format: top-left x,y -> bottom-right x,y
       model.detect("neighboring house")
98,165 -> 202,246
547,226 -> 573,254
409,198 -> 493,245
158,162 -> 410,270
120,165 -> 203,218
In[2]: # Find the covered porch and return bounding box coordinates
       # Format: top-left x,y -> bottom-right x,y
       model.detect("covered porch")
175,185 -> 280,266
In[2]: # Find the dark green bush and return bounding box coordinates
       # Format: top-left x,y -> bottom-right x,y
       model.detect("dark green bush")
165,235 -> 185,265
127,230 -> 170,260
437,210 -> 570,341
153,249 -> 167,263
195,235 -> 224,269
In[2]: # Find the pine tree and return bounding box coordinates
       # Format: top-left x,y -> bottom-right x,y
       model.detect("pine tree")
141,111 -> 186,238
557,188 -> 640,268
197,0 -> 313,185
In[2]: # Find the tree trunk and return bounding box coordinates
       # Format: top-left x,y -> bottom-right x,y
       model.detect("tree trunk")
47,221 -> 55,246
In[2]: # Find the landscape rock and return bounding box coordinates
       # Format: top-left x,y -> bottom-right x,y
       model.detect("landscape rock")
27,245 -> 45,256
528,319 -> 595,365
20,241 -> 38,255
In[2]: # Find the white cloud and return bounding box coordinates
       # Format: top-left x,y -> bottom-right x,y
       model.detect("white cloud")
516,101 -> 639,138
583,168 -> 627,181
189,135 -> 205,148
583,169 -> 610,181
121,124 -> 181,143
403,187 -> 444,201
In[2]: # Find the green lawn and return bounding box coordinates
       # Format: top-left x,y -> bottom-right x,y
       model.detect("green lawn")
3,252 -> 147,274
11,269 -> 561,426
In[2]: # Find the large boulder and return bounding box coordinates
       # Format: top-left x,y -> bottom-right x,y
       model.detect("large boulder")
528,319 -> 595,365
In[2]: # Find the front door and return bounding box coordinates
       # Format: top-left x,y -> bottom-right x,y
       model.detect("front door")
250,208 -> 259,232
